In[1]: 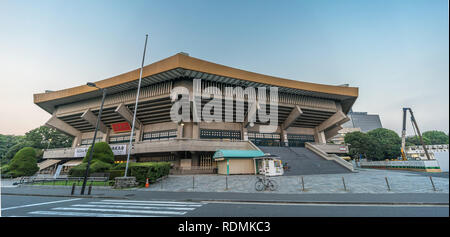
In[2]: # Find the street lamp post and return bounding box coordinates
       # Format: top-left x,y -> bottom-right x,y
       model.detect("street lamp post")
124,34 -> 148,177
80,83 -> 107,195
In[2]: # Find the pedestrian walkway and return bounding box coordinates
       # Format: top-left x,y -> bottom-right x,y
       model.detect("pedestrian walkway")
144,168 -> 449,194
27,199 -> 203,217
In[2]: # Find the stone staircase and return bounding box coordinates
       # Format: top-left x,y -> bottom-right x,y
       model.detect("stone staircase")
258,146 -> 351,175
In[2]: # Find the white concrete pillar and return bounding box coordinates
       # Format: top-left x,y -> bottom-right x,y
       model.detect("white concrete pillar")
281,129 -> 288,147
72,134 -> 82,148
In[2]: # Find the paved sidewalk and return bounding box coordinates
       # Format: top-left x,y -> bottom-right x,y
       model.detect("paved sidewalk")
2,168 -> 448,205
143,168 -> 449,194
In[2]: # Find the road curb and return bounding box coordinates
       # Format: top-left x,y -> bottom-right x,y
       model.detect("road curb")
2,193 -> 448,206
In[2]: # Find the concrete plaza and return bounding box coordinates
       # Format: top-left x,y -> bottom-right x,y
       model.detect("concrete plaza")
142,168 -> 449,194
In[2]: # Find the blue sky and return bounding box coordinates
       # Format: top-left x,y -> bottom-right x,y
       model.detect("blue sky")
0,0 -> 448,135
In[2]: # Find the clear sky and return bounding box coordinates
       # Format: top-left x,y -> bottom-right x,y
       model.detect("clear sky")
0,0 -> 448,136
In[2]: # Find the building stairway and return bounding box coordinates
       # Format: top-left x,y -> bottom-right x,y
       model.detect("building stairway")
258,146 -> 351,175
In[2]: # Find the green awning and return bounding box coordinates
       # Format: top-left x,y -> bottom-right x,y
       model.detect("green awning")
213,149 -> 265,159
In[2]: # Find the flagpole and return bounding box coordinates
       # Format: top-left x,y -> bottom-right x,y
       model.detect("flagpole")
124,34 -> 148,177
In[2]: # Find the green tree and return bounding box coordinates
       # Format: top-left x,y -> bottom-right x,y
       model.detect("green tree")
344,131 -> 383,160
405,135 -> 431,146
24,126 -> 73,150
2,141 -> 34,165
422,131 -> 449,145
367,128 -> 401,159
0,134 -> 23,156
8,147 -> 39,177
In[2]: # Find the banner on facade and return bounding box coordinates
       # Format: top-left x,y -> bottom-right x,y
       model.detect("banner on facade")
111,122 -> 132,133
74,144 -> 128,157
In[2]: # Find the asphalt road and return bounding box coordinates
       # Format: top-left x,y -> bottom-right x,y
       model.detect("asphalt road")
1,195 -> 448,217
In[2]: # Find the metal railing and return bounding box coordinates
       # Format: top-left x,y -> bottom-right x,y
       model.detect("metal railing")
15,176 -> 109,186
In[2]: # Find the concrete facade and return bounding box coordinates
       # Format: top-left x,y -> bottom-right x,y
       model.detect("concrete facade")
34,53 -> 358,174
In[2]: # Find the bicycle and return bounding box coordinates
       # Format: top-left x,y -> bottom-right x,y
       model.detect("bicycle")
255,175 -> 278,191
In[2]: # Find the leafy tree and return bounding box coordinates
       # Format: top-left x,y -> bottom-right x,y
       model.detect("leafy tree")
344,131 -> 383,160
405,135 -> 431,146
367,128 -> 401,159
2,141 -> 34,164
422,131 -> 449,145
0,135 -> 24,164
8,147 -> 39,177
24,126 -> 73,150
1,126 -> 72,165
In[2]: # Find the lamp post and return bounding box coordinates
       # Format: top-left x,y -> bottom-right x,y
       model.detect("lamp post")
80,82 -> 107,195
124,34 -> 148,177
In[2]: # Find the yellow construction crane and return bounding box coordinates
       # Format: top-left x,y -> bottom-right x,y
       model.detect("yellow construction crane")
400,108 -> 431,161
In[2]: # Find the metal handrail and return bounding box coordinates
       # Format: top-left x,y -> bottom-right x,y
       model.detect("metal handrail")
17,176 -> 108,185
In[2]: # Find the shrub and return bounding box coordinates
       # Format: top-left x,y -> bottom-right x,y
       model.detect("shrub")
90,160 -> 113,172
68,160 -> 113,177
147,162 -> 170,181
127,162 -> 171,184
106,169 -> 125,180
68,163 -> 88,177
112,162 -> 129,170
108,162 -> 171,184
3,141 -> 34,163
82,142 -> 114,164
130,165 -> 151,184
8,147 -> 39,177
1,164 -> 9,174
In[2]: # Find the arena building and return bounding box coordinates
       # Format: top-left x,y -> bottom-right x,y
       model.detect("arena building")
34,53 -> 358,175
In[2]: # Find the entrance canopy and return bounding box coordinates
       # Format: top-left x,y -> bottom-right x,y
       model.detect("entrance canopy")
213,149 -> 265,160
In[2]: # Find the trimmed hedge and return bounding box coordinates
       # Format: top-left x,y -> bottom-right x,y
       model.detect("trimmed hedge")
69,160 -> 113,177
82,142 -> 114,164
107,169 -> 125,180
131,162 -> 171,184
8,147 -> 39,177
112,162 -> 129,170
69,142 -> 114,177
110,162 -> 171,184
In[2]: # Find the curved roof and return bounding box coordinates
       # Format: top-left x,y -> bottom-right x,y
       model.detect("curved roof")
34,53 -> 358,113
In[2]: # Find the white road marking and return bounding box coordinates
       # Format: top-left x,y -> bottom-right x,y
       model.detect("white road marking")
72,204 -> 196,211
52,207 -> 187,215
101,199 -> 202,205
1,198 -> 82,211
28,211 -> 163,217
88,201 -> 202,207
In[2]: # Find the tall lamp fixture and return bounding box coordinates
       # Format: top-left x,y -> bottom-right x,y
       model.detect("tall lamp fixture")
124,34 -> 148,177
80,82 -> 107,195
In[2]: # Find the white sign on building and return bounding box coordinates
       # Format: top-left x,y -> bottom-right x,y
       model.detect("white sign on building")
74,144 -> 128,157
